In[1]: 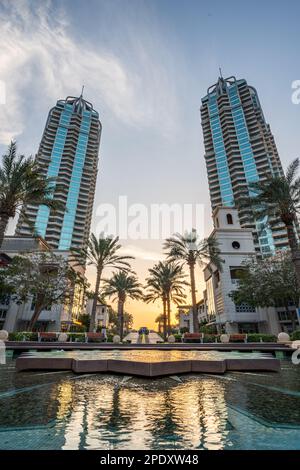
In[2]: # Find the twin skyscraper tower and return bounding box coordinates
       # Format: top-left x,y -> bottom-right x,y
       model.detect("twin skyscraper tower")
16,94 -> 102,250
201,75 -> 288,253
16,76 -> 289,253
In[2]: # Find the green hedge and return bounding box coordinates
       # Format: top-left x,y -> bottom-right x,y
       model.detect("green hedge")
199,325 -> 217,334
291,330 -> 300,341
247,334 -> 277,343
174,334 -> 182,343
203,335 -> 219,343
68,333 -> 85,342
179,327 -> 189,334
8,332 -> 38,341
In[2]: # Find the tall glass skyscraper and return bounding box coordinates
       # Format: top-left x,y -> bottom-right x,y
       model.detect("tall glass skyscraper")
201,75 -> 289,254
16,94 -> 101,251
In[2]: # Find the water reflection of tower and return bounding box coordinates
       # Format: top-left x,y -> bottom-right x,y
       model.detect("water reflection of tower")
53,376 -> 231,450
61,380 -> 136,449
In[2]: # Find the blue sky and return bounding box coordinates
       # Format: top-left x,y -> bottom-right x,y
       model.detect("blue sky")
1,0 -> 300,327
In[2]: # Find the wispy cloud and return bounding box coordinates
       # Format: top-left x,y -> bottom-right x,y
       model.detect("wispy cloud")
120,244 -> 163,262
0,0 -> 179,144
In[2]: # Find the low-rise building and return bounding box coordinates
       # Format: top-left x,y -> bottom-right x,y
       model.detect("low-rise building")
203,207 -> 281,334
85,298 -> 110,330
1,236 -> 86,332
178,297 -> 208,333
178,305 -> 192,331
177,207 -> 294,335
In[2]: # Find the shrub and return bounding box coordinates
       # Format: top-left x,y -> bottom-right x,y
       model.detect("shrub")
8,332 -> 38,341
174,334 -> 182,343
199,324 -> 217,334
70,325 -> 86,333
247,334 -> 277,343
106,334 -> 114,343
291,330 -> 300,341
203,334 -> 219,343
171,328 -> 179,335
68,333 -> 85,342
180,327 -> 189,334
8,332 -> 19,341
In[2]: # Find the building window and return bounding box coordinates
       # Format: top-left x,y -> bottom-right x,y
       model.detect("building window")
230,267 -> 245,284
277,311 -> 295,322
278,311 -> 288,321
214,271 -> 220,287
235,302 -> 256,313
232,241 -> 240,249
226,213 -> 233,225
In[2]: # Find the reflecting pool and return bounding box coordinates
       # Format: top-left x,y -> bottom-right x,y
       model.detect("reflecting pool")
1,354 -> 300,450
19,349 -> 279,361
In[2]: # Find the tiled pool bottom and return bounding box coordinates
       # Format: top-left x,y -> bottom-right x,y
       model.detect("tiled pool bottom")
1,356 -> 300,450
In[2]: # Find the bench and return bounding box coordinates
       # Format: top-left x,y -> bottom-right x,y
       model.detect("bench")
229,334 -> 247,343
183,333 -> 204,343
38,332 -> 58,342
85,332 -> 106,343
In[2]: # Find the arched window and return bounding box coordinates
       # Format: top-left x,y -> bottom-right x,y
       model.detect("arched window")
226,213 -> 233,225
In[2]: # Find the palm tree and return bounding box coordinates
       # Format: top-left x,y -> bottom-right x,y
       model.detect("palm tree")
164,230 -> 222,333
103,271 -> 143,340
155,314 -> 164,335
123,312 -> 134,332
0,141 -> 62,247
72,234 -> 133,332
238,158 -> 300,286
145,261 -> 187,339
144,277 -> 168,340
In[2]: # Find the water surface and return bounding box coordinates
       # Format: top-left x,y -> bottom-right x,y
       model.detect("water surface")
1,354 -> 299,450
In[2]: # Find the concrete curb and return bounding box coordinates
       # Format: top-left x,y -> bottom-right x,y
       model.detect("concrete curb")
15,355 -> 281,376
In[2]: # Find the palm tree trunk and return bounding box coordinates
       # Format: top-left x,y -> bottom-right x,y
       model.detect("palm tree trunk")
189,261 -> 199,333
162,296 -> 167,341
285,224 -> 300,287
167,294 -> 171,336
89,268 -> 102,332
118,299 -> 124,341
0,214 -> 9,249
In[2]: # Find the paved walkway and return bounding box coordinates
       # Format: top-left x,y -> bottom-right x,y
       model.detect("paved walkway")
122,332 -> 163,344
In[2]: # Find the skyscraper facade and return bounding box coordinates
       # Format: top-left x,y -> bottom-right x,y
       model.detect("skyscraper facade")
16,94 -> 101,251
200,75 -> 289,254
